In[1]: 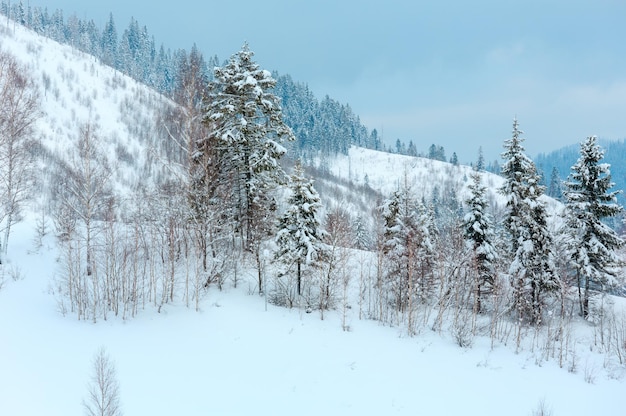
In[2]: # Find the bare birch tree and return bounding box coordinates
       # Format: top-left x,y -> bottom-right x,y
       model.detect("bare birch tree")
83,347 -> 122,416
54,121 -> 112,321
0,50 -> 41,259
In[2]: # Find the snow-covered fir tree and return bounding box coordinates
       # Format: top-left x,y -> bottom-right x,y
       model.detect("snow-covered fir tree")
463,172 -> 497,313
381,180 -> 437,319
476,146 -> 485,171
500,118 -> 559,325
450,152 -> 459,166
274,161 -> 325,298
563,135 -> 624,319
203,43 -> 294,249
100,13 -> 117,68
352,215 -> 370,250
548,166 -> 563,200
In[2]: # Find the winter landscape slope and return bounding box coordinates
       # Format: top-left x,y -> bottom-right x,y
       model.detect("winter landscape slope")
0,21 -> 175,197
0,20 -> 625,416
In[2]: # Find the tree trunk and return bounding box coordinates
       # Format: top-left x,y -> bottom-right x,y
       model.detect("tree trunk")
3,211 -> 12,257
576,270 -> 585,318
297,261 -> 301,296
583,275 -> 590,320
256,247 -> 263,295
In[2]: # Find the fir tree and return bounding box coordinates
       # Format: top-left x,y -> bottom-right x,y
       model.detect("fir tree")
450,152 -> 459,166
463,172 -> 497,312
381,181 -> 437,316
548,166 -> 563,200
274,162 -> 325,297
100,13 -> 117,68
476,146 -> 485,171
563,136 -> 624,318
407,140 -> 417,157
500,118 -> 559,324
352,215 -> 370,250
203,44 -> 294,249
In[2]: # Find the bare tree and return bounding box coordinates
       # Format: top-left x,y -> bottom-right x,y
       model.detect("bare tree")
54,121 -> 112,321
319,204 -> 352,323
0,49 -> 41,259
83,347 -> 122,416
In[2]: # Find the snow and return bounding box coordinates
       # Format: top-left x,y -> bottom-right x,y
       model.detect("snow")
0,21 -> 176,196
1,219 -> 625,415
329,146 -> 507,206
0,18 -> 624,416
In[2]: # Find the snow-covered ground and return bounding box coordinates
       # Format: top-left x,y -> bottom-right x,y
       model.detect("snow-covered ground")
1,219 -> 625,415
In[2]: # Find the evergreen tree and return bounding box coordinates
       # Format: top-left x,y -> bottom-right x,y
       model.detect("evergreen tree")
47,9 -> 64,42
548,166 -> 563,200
352,215 -> 370,250
476,146 -> 485,171
396,139 -> 405,154
381,188 -> 416,313
563,136 -> 624,318
500,119 -> 559,324
274,162 -> 325,297
101,13 -> 117,68
450,152 -> 458,166
203,44 -> 294,249
407,140 -> 417,157
428,144 -> 446,161
369,128 -> 381,150
381,181 -> 437,316
463,172 -> 497,312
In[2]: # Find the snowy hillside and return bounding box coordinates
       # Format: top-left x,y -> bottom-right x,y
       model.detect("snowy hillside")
1,220 -> 625,416
332,146 -> 504,200
324,146 -> 562,216
0,19 -> 625,416
0,22 -> 176,194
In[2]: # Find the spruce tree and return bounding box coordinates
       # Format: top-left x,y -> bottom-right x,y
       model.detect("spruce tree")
381,181 -> 437,316
500,119 -> 559,324
381,188 -> 417,312
564,136 -> 624,318
476,146 -> 485,171
203,44 -> 294,249
352,215 -> 370,250
101,13 -> 117,68
274,162 -> 325,297
548,166 -> 563,199
463,172 -> 497,312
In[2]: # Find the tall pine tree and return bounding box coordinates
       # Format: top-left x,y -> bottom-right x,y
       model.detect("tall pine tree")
500,119 -> 559,324
563,136 -> 624,318
203,44 -> 294,249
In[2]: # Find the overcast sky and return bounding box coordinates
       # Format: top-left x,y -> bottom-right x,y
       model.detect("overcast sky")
26,0 -> 626,162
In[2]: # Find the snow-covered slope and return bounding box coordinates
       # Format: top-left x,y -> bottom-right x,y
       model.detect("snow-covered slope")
2,219 -> 626,415
333,146 -> 504,200
0,20 -> 624,416
322,146 -> 563,218
0,22 -> 175,194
